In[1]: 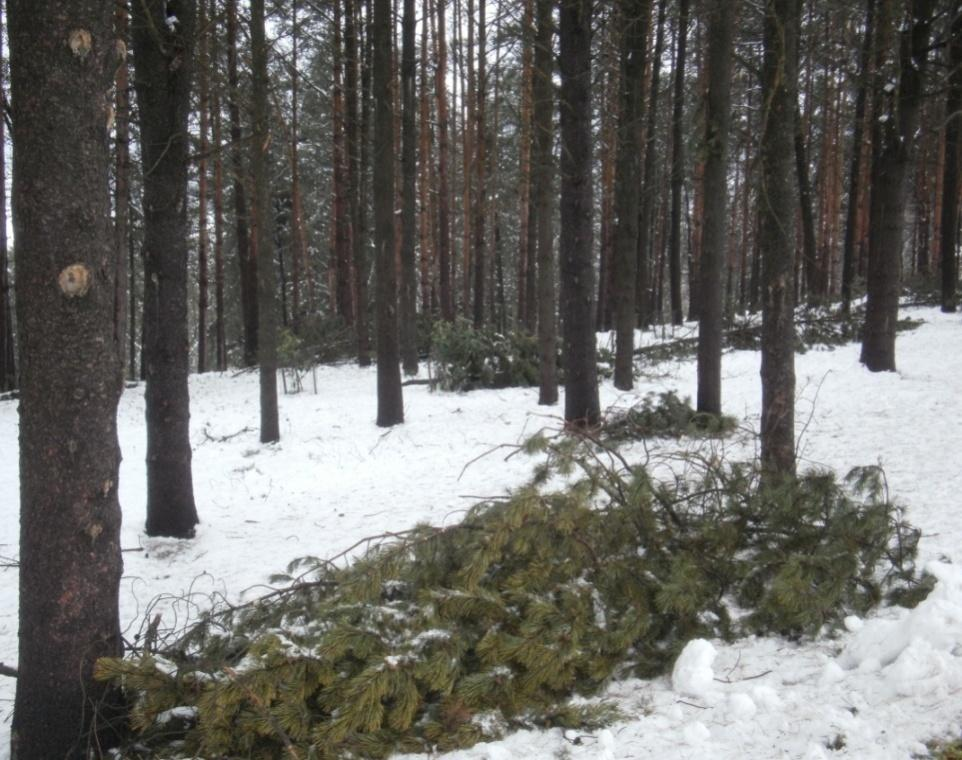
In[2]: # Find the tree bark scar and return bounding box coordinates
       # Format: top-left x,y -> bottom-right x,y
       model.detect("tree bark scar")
58,264 -> 92,298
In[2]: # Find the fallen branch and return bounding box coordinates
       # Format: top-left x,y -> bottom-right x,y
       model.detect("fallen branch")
0,662 -> 18,678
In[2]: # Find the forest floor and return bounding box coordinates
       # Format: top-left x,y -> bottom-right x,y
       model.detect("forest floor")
1,304 -> 962,759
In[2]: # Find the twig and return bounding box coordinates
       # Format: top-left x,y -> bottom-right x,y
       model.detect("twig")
0,662 -> 18,679
676,699 -> 708,709
202,425 -> 255,443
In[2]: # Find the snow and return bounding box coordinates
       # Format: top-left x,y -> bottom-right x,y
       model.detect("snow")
1,305 -> 962,758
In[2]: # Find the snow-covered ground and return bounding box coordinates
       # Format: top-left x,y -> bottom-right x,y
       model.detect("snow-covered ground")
1,305 -> 961,759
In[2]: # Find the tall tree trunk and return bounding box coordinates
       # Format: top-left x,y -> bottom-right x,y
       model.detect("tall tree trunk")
795,104 -> 819,306
400,0 -> 419,372
860,0 -> 935,372
197,0 -> 210,372
9,2 -> 125,756
518,0 -> 535,330
472,0 -> 488,328
133,0 -> 200,537
597,23 -> 619,333
613,0 -> 651,391
114,0 -> 130,384
418,0 -> 435,313
560,0 -> 599,428
290,0 -> 311,329
251,0 -> 280,441
346,0 -> 371,363
696,0 -> 736,415
0,0 -> 12,392
332,0 -> 353,326
374,0 -> 404,425
227,0 -> 257,366
759,0 -> 799,479
534,0 -> 557,405
637,0 -> 668,327
668,0 -> 689,326
941,2 -> 962,313
211,0 -> 226,371
435,0 -> 454,321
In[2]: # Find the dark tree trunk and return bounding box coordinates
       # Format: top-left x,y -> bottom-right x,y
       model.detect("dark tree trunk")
133,0 -> 200,538
472,0 -> 488,329
637,0 -> 668,327
114,0 -> 130,383
696,0 -> 736,415
841,1 -> 876,315
559,0 -> 599,428
613,0 -> 651,391
9,0 -> 124,755
227,0 -> 257,366
211,0 -> 227,371
250,0 -> 280,441
534,0 -> 557,405
197,0 -> 210,372
668,0 -> 690,327
346,0 -> 371,363
374,0 -> 404,426
759,0 -> 799,479
518,0 -> 535,331
795,105 -> 819,306
435,0 -> 455,321
0,4 -> 11,390
860,0 -> 935,372
941,2 -> 962,313
333,0 -> 353,325
400,0 -> 419,373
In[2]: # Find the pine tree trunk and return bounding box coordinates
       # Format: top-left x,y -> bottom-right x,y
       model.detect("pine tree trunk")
333,0 -> 353,326
197,0 -> 210,372
113,0 -> 129,385
759,0 -> 799,480
613,0 -> 651,391
472,0 -> 487,329
668,0 -> 690,327
400,0 -> 419,372
418,1 -> 435,314
941,2 -> 961,313
560,0 -> 599,428
251,0 -> 280,441
534,0 -> 557,405
637,0 -> 668,327
290,0 -> 310,329
0,0 -> 12,392
597,24 -> 619,334
695,0 -> 735,415
374,0 -> 404,426
517,0 -> 534,330
133,0 -> 200,537
9,2 -> 125,755
227,0 -> 257,366
860,0 -> 935,372
795,104 -> 819,306
211,0 -> 227,371
435,0 -> 454,321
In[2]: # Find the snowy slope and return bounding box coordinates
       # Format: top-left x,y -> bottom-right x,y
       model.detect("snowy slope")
0,305 -> 961,759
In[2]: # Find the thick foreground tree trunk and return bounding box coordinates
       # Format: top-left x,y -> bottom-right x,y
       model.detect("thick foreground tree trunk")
9,1 -> 125,755
133,0 -> 200,537
759,0 -> 799,479
559,0 -> 599,428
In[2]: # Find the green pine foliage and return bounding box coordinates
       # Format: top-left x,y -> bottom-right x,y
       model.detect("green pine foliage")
97,436 -> 926,759
603,391 -> 737,441
430,318 -> 542,391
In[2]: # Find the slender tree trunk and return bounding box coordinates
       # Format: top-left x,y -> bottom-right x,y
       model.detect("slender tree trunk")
613,0 -> 651,390
251,0 -> 280,441
941,2 -> 962,313
290,0 -> 311,329
860,0 -> 935,372
638,0 -> 668,327
133,0 -> 200,537
560,0 -> 599,428
227,0 -> 257,366
668,0 -> 689,326
696,0 -> 736,415
9,1 -> 126,755
534,0 -> 557,405
597,24 -> 619,334
759,0 -> 799,480
418,1 -> 435,313
211,0 -> 226,371
0,0 -> 12,392
346,0 -> 371,362
794,104 -> 819,306
333,0 -> 353,326
197,0 -> 210,372
374,0 -> 404,425
400,0 -> 419,372
472,0 -> 488,328
435,0 -> 454,321
518,0 -> 535,330
114,0 -> 130,383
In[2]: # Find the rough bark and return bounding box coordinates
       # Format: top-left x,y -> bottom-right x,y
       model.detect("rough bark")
795,104 -> 819,306
559,0 -> 599,428
211,0 -> 227,371
114,0 -> 130,383
197,0 -> 210,371
9,1 -> 124,755
860,0 -> 935,371
534,0 -> 557,405
435,0 -> 455,321
941,2 -> 962,313
374,0 -> 404,426
332,0 -> 353,326
668,0 -> 690,327
251,0 -> 280,441
518,0 -> 535,330
400,0 -> 419,372
133,0 -> 200,537
472,0 -> 488,328
227,0 -> 257,366
613,0 -> 651,391
759,0 -> 799,479
696,0 -> 736,415
0,3 -> 11,390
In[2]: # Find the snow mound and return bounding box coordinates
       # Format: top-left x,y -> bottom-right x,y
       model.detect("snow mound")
671,638 -> 717,698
